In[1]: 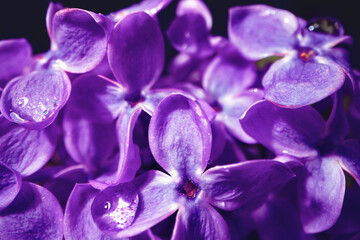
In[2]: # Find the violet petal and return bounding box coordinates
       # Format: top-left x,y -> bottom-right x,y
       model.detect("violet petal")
325,94 -> 349,142
0,162 -> 21,210
176,0 -> 213,30
0,69 -> 71,129
263,54 -> 346,108
201,160 -> 294,211
108,12 -> 164,93
0,182 -> 64,240
149,94 -> 212,178
240,100 -> 325,158
171,203 -> 230,240
336,139 -> 360,186
228,4 -> 298,60
52,8 -> 107,73
298,156 -> 345,233
45,2 -> 63,39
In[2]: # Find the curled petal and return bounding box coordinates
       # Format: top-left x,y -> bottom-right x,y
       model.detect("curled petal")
52,8 -> 107,73
228,4 -> 298,60
240,100 -> 325,158
176,0 -> 212,30
149,94 -> 212,178
0,182 -> 64,240
0,38 -> 32,86
172,203 -> 230,240
0,162 -> 21,210
336,139 -> 360,186
263,54 -> 346,108
46,2 -> 63,39
325,94 -> 349,142
108,12 -> 164,92
201,160 -> 294,211
0,116 -> 58,176
0,69 -> 71,129
298,156 -> 345,233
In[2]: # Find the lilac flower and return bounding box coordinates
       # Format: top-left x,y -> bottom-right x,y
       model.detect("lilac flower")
241,99 -> 360,233
228,4 -> 352,107
103,94 -> 294,239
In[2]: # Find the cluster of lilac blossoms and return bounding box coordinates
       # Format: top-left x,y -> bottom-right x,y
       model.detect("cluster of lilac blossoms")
1,0 -> 360,239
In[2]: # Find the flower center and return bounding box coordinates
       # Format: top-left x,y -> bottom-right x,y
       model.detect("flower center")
180,179 -> 199,199
299,48 -> 316,61
211,101 -> 223,113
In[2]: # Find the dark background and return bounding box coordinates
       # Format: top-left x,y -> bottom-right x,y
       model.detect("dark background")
1,0 -> 359,69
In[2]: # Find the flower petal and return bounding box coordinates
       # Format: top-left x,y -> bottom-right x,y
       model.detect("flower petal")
240,100 -> 325,158
108,12 -> 164,92
0,116 -> 58,176
336,139 -> 360,186
0,182 -> 64,240
171,203 -> 230,240
0,38 -> 32,86
113,170 -> 179,238
52,8 -> 107,73
45,2 -> 63,39
325,94 -> 349,142
176,0 -> 212,30
228,4 -> 298,60
149,94 -> 212,178
298,156 -> 345,233
263,54 -> 346,108
201,160 -> 294,211
0,69 -> 71,129
0,162 -> 21,210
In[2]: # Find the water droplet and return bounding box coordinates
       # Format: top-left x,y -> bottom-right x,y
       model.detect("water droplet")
91,182 -> 139,234
307,17 -> 342,36
17,97 -> 29,107
9,112 -> 25,123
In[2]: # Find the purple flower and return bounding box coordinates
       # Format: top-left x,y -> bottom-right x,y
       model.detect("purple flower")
228,4 -> 352,108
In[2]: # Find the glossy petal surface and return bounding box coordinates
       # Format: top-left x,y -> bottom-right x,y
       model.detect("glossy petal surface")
201,160 -> 294,210
108,12 -> 164,92
240,100 -> 325,158
298,156 -> 345,233
0,69 -> 71,129
149,94 -> 212,178
0,182 -> 64,240
172,203 -> 230,240
52,8 -> 107,73
263,54 -> 346,108
0,116 -> 57,176
228,5 -> 298,60
0,162 -> 21,210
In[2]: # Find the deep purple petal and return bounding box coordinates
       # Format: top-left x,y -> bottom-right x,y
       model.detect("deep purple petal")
228,4 -> 298,60
171,203 -> 230,240
149,94 -> 212,178
325,94 -> 349,142
201,160 -> 294,211
240,100 -> 325,158
0,116 -> 58,176
0,69 -> 71,129
113,170 -> 179,238
298,156 -> 345,233
202,53 -> 257,102
0,162 -> 21,210
68,74 -> 125,124
108,12 -> 164,92
45,2 -> 63,39
0,38 -> 32,86
263,54 -> 346,108
0,182 -> 64,240
52,8 -> 107,73
220,89 -> 264,143
336,139 -> 360,186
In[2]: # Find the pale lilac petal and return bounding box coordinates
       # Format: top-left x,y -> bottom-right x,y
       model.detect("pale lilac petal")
220,89 -> 264,143
52,8 -> 107,73
0,162 -> 21,210
46,2 -> 63,39
149,94 -> 212,178
228,4 -> 298,60
336,139 -> 360,186
68,74 -> 125,124
240,100 -> 325,158
171,203 -> 230,240
176,0 -> 212,30
263,54 -> 346,108
108,12 -> 164,92
0,182 -> 64,240
113,170 -> 179,238
0,116 -> 58,176
298,156 -> 345,233
0,38 -> 32,86
202,53 -> 257,102
201,160 -> 294,211
0,69 -> 71,129
64,184 -> 118,240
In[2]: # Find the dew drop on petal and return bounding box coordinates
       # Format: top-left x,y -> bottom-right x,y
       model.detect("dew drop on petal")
91,182 -> 139,233
17,97 -> 29,107
306,17 -> 342,36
